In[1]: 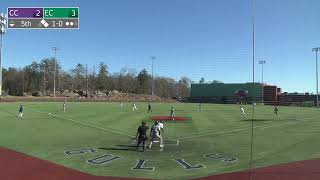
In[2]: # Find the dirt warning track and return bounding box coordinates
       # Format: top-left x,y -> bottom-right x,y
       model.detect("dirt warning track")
1,146 -> 320,180
194,158 -> 320,180
0,147 -> 149,180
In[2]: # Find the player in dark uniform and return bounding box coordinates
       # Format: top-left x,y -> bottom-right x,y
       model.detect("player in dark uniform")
136,121 -> 149,151
274,106 -> 279,115
148,103 -> 152,113
18,104 -> 24,118
170,106 -> 175,120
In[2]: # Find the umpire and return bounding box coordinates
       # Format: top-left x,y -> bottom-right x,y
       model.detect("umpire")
136,121 -> 149,152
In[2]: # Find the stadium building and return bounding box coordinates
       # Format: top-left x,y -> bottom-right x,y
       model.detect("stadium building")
190,83 -> 317,106
190,82 -> 263,103
264,85 -> 316,106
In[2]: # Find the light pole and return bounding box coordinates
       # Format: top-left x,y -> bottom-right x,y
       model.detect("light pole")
0,13 -> 7,96
52,47 -> 59,98
312,47 -> 320,107
259,60 -> 266,103
151,56 -> 156,96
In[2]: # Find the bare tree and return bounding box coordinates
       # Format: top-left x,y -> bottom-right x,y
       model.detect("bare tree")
71,63 -> 86,90
2,60 -> 191,99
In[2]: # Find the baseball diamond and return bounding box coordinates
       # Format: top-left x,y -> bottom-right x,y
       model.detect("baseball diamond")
1,102 -> 320,179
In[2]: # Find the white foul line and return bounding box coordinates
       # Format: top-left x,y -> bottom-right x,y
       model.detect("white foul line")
28,107 -> 135,138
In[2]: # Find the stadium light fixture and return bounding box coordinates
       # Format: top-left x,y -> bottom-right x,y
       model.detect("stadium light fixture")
0,13 -> 7,96
52,47 -> 59,98
258,60 -> 266,103
312,47 -> 320,107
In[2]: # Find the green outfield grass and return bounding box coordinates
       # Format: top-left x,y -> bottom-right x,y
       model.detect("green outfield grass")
1,102 -> 320,179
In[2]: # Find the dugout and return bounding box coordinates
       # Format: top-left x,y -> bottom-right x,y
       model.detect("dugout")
190,82 -> 262,104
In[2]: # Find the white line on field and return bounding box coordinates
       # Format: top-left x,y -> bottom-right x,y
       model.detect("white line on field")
162,139 -> 180,146
131,139 -> 137,144
28,108 -> 135,138
180,118 -> 314,140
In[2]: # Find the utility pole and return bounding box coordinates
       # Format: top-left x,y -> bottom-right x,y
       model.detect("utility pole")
258,60 -> 266,103
92,65 -> 95,90
150,56 -> 156,96
0,13 -> 7,96
312,47 -> 320,107
43,67 -> 46,93
52,47 -> 59,98
22,70 -> 25,94
86,64 -> 88,91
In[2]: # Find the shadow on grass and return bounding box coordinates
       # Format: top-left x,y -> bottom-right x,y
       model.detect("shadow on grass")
98,147 -> 139,152
98,144 -> 147,152
116,145 -> 137,147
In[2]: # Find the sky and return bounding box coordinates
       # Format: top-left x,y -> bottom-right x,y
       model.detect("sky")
0,0 -> 319,93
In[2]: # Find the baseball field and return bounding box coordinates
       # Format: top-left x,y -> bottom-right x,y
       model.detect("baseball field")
1,102 -> 320,180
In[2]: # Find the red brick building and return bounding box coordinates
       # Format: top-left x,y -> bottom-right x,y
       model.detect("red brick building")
263,85 -> 316,106
263,85 -> 279,102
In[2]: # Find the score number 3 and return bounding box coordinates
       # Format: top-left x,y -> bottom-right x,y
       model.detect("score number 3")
71,10 -> 77,17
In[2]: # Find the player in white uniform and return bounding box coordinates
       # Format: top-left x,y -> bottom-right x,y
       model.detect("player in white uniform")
149,121 -> 163,148
132,103 -> 138,111
240,106 -> 246,116
63,100 -> 66,112
158,120 -> 164,135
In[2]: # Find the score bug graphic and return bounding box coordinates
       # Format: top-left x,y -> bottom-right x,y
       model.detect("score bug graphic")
7,7 -> 79,29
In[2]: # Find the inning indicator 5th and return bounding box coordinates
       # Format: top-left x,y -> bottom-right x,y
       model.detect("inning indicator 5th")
7,7 -> 79,29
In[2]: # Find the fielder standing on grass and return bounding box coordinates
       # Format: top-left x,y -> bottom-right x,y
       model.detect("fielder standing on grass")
132,103 -> 138,111
274,106 -> 279,115
18,104 -> 24,119
148,103 -> 152,113
170,106 -> 175,120
63,100 -> 66,112
240,106 -> 246,118
136,121 -> 149,152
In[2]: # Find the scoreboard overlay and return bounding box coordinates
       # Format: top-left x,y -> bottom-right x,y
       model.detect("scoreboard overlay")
7,7 -> 79,29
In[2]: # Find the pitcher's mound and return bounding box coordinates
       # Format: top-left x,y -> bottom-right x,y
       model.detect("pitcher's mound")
150,116 -> 189,121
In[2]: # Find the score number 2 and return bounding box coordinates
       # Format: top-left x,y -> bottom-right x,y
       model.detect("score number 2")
36,10 -> 41,17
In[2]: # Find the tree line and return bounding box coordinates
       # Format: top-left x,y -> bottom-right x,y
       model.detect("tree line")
2,58 -> 191,99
